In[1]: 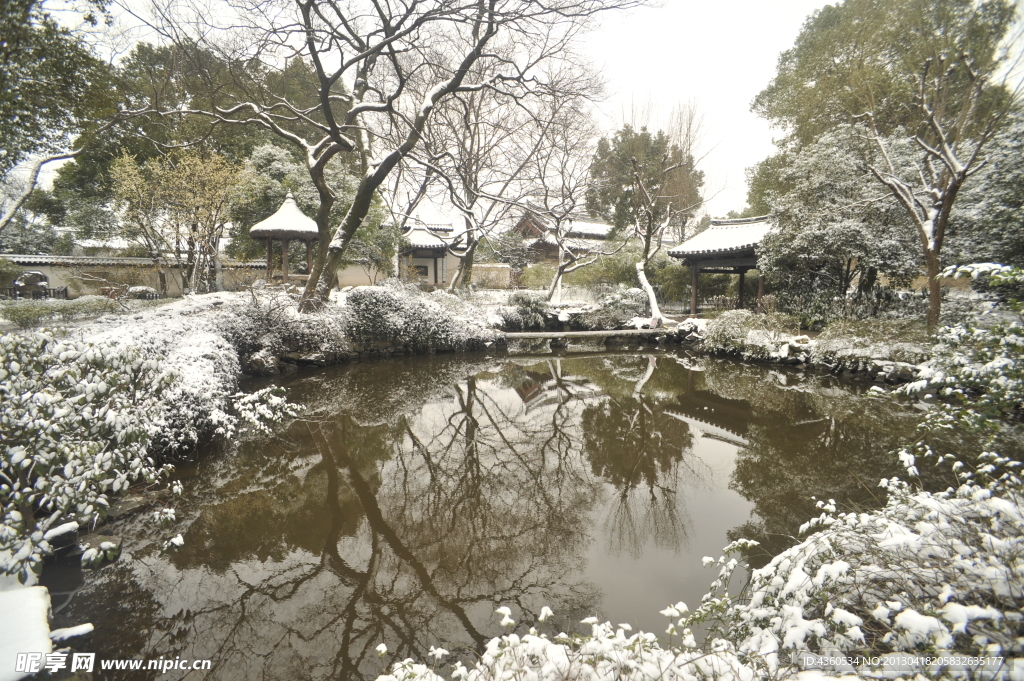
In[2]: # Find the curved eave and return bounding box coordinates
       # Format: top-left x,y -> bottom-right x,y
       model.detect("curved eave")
668,245 -> 758,260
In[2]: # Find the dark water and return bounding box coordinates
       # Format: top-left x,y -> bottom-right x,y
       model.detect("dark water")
56,350 -> 932,680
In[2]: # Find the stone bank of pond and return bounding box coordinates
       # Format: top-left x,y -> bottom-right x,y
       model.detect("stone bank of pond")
58,351 -> 925,679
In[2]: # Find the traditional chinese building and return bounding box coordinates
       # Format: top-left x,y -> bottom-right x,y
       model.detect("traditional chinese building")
668,216 -> 773,315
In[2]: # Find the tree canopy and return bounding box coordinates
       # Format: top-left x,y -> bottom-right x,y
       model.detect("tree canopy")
586,125 -> 704,236
752,0 -> 1017,145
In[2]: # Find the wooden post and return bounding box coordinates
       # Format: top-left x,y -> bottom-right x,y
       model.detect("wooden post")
434,257 -> 438,285
266,238 -> 273,281
690,263 -> 699,316
305,241 -> 313,274
282,239 -> 290,281
757,271 -> 765,312
738,270 -> 746,310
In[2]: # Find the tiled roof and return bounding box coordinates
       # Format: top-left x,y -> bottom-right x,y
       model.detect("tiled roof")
403,226 -> 449,249
566,218 -> 613,239
668,216 -> 772,258
1,254 -> 265,268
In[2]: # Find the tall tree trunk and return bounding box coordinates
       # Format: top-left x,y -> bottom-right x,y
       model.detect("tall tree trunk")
636,261 -> 662,327
448,240 -> 478,292
925,250 -> 941,333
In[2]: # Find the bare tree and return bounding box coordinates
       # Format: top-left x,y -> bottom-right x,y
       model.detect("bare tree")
136,0 -> 642,311
625,102 -> 707,326
406,60 -> 603,292
405,59 -> 542,291
523,79 -> 626,301
858,54 -> 1020,331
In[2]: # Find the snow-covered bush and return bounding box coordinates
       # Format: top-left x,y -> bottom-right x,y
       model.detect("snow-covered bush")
127,285 -> 160,299
499,291 -> 549,331
345,281 -> 496,351
0,330 -> 172,582
218,291 -> 349,362
578,287 -> 647,330
0,296 -> 119,329
809,318 -> 931,371
704,310 -> 802,359
901,265 -> 1024,466
691,469 -> 1023,670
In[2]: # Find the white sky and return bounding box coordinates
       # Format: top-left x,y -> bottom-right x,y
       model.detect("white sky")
579,1 -> 832,217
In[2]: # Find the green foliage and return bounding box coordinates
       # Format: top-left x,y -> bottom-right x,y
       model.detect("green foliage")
228,144 -> 384,271
344,281 -> 495,352
0,214 -> 68,255
705,310 -> 802,357
0,257 -> 22,289
752,0 -> 1018,145
578,288 -> 647,330
817,317 -> 930,346
0,330 -> 173,581
586,125 -> 704,233
521,263 -> 557,289
343,221 -> 406,281
0,0 -> 115,177
0,296 -> 119,329
478,231 -> 532,269
32,41 -> 283,240
563,246 -> 641,288
758,127 -> 921,304
947,113 -> 1024,288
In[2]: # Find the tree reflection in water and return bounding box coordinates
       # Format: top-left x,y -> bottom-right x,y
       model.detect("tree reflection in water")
60,352 -> 926,678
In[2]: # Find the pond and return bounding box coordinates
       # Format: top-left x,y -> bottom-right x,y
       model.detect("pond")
53,349 -> 930,679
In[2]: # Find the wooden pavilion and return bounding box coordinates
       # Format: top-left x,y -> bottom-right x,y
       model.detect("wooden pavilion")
668,216 -> 773,315
249,193 -> 319,283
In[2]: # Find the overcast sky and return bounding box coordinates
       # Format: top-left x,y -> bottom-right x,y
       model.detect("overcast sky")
580,1 -> 831,218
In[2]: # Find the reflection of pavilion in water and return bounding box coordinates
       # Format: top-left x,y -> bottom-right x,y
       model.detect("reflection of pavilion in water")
513,363 -> 599,410
664,390 -> 752,448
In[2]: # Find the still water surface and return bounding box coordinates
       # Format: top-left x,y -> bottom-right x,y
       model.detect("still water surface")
58,350 -> 926,679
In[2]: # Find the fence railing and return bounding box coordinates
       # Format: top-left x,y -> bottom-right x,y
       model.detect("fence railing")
2,286 -> 69,300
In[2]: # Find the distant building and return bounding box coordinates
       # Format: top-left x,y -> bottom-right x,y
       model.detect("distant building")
511,212 -> 616,262
336,222 -> 462,289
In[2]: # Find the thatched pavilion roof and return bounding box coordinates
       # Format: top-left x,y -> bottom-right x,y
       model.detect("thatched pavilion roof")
249,193 -> 319,241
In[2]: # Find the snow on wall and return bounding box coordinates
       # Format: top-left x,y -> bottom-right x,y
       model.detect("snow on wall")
0,587 -> 52,681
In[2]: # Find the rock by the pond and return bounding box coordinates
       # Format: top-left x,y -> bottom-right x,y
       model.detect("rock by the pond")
247,347 -> 280,375
79,535 -> 122,568
106,496 -> 148,520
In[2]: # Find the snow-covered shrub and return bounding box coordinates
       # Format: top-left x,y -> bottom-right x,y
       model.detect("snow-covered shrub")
694,467 -> 1024,668
127,285 -> 160,299
219,291 -> 349,361
901,265 -> 1024,468
0,330 -> 172,582
379,609 -> 761,681
346,281 -> 496,351
499,291 -> 549,331
704,310 -> 802,359
579,287 -> 647,330
0,296 -> 119,329
809,318 -> 931,370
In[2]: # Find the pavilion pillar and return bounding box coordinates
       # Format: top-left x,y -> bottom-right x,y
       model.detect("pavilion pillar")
757,272 -> 765,312
266,238 -> 274,281
690,263 -> 699,316
305,241 -> 313,274
433,257 -> 438,285
282,239 -> 290,281
738,270 -> 746,310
